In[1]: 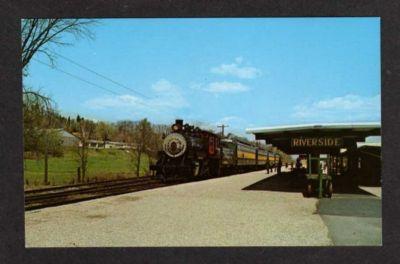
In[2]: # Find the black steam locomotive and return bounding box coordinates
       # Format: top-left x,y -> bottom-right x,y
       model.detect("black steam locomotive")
150,120 -> 277,182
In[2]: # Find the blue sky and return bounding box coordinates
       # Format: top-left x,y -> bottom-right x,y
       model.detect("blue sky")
24,18 -> 381,137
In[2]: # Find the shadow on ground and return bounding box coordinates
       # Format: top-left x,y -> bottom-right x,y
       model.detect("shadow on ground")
318,195 -> 381,218
242,171 -> 374,197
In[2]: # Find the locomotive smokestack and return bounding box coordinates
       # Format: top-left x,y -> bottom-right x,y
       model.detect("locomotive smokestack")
175,119 -> 183,126
172,119 -> 184,131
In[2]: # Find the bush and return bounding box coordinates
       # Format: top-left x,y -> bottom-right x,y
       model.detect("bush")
49,146 -> 64,157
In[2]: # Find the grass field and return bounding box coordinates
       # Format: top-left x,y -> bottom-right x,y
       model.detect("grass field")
24,148 -> 152,187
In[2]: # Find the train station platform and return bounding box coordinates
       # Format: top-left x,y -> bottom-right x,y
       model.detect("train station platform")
26,169 -> 332,247
25,169 -> 381,247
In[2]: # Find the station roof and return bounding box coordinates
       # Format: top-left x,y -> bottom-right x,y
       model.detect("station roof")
246,122 -> 381,154
246,122 -> 381,135
357,142 -> 381,148
340,142 -> 381,158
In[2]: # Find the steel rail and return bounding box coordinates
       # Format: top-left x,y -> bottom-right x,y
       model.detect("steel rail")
25,177 -> 165,211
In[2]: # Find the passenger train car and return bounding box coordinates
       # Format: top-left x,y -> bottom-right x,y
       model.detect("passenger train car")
150,119 -> 278,182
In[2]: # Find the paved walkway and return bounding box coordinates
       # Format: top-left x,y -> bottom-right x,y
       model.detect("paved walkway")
318,192 -> 382,246
25,169 -> 332,247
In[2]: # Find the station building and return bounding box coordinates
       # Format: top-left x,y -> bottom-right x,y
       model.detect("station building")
246,123 -> 381,196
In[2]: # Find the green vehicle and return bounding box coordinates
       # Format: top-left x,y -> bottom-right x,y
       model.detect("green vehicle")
305,155 -> 333,198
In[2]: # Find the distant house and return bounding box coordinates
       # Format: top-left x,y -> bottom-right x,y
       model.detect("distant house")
87,139 -> 134,150
87,140 -> 105,149
105,141 -> 134,149
57,131 -> 134,150
56,129 -> 80,147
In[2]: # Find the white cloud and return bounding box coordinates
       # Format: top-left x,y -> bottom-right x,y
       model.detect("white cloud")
203,81 -> 249,93
314,94 -> 372,110
147,79 -> 188,109
292,94 -> 381,122
211,58 -> 261,79
235,56 -> 243,64
218,116 -> 241,123
84,79 -> 188,118
84,95 -> 139,109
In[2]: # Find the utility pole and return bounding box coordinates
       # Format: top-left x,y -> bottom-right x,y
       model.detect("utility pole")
217,124 -> 229,137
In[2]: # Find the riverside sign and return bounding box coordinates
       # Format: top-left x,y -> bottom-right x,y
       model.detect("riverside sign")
291,137 -> 343,148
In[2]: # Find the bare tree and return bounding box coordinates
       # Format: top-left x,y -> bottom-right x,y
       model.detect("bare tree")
76,116 -> 95,182
115,120 -> 135,143
42,108 -> 54,185
96,121 -> 114,147
21,19 -> 97,74
132,119 -> 153,177
148,123 -> 170,159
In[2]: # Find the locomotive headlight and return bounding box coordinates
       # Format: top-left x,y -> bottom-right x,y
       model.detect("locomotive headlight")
163,133 -> 187,158
172,124 -> 179,131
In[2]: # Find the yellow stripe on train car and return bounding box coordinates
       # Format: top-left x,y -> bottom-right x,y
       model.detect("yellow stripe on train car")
258,155 -> 268,161
258,155 -> 275,162
237,150 -> 256,160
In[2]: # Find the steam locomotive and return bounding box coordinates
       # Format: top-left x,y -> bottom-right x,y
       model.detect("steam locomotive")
150,119 -> 278,182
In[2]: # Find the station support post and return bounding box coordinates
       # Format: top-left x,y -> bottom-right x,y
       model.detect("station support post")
318,160 -> 323,198
346,141 -> 358,186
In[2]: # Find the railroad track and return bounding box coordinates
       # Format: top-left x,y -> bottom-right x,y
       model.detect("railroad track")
24,171 -> 244,211
25,176 -> 166,211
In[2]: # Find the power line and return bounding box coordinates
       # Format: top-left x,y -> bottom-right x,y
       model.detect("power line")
34,58 -> 120,96
51,51 -> 151,99
33,58 -> 155,110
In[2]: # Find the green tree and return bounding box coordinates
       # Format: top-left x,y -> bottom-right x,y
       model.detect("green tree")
23,91 -> 48,156
23,89 -> 53,156
23,90 -> 64,184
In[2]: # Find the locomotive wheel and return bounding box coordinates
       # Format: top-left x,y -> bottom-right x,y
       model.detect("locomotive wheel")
157,172 -> 167,183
